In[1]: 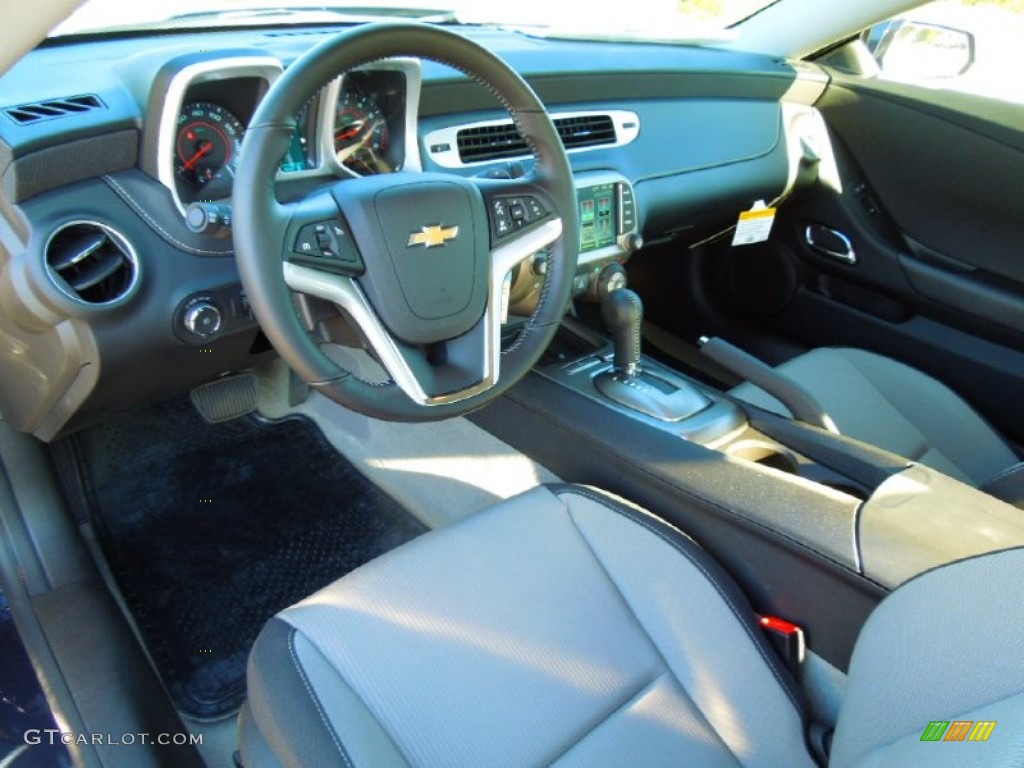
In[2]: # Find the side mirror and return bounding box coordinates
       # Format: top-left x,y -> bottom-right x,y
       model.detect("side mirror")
865,20 -> 975,79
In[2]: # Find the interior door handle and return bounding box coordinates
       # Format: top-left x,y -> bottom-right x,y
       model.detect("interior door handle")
805,224 -> 857,265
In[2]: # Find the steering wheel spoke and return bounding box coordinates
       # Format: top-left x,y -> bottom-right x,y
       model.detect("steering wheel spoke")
490,217 -> 563,279
283,263 -> 440,403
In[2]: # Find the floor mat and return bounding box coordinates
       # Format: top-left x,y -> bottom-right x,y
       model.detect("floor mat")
0,591 -> 72,767
63,396 -> 426,720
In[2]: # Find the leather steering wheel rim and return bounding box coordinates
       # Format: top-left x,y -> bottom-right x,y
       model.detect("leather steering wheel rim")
233,22 -> 579,421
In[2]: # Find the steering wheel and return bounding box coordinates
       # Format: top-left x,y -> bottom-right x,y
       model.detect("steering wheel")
233,22 -> 578,421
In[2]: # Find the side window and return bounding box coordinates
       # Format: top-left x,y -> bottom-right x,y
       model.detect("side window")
863,0 -> 1024,105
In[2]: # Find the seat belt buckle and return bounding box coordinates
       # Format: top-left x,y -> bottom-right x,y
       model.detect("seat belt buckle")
759,615 -> 806,677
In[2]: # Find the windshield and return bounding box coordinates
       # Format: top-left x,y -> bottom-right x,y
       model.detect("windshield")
50,0 -> 780,40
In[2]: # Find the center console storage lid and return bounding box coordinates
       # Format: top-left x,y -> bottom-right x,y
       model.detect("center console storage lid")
859,465 -> 1024,588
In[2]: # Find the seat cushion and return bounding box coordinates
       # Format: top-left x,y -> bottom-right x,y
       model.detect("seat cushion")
831,547 -> 1024,767
243,485 -> 813,768
730,347 -> 1017,486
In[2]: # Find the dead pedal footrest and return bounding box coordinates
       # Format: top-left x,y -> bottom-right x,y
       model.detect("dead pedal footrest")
190,373 -> 259,423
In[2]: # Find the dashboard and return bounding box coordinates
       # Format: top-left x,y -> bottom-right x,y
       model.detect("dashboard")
0,23 -> 832,439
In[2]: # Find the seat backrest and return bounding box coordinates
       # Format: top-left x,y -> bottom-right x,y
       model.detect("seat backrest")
830,547 -> 1024,767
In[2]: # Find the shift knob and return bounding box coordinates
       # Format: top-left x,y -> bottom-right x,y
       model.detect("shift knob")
602,288 -> 643,375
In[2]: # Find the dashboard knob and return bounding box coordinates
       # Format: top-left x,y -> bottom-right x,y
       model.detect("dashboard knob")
596,263 -> 628,298
185,202 -> 232,237
183,301 -> 222,338
624,233 -> 644,253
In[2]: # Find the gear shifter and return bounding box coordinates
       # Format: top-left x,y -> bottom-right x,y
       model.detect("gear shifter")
602,288 -> 643,376
594,288 -> 712,422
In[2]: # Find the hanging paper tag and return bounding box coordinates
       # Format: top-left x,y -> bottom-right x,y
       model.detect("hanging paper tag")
731,200 -> 776,246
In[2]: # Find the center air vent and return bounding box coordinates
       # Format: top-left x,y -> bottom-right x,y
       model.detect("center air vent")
45,222 -> 138,305
457,114 -> 617,163
3,95 -> 104,125
457,123 -> 528,163
555,114 -> 617,149
430,110 -> 639,168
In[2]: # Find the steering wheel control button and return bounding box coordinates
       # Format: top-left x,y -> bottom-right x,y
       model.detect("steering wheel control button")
491,199 -> 512,237
291,218 -> 363,272
508,198 -> 526,224
489,195 -> 549,240
314,224 -> 336,257
524,197 -> 547,222
294,224 -> 321,256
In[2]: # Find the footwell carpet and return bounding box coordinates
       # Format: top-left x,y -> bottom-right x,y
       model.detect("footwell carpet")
66,397 -> 426,719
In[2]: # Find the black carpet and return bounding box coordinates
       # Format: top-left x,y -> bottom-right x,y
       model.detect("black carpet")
64,397 -> 426,720
0,591 -> 72,767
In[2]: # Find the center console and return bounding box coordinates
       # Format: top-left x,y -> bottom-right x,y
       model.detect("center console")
480,281 -> 1014,670
480,206 -> 1024,673
539,289 -> 746,446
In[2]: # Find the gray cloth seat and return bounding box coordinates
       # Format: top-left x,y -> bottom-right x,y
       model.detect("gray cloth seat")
729,347 -> 1018,487
240,484 -> 1024,767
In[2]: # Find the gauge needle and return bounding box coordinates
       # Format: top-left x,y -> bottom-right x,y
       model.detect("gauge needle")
336,121 -> 383,164
182,142 -> 213,171
334,120 -> 366,142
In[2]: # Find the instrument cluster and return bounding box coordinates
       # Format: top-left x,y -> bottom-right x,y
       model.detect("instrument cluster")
168,63 -> 413,210
332,69 -> 407,177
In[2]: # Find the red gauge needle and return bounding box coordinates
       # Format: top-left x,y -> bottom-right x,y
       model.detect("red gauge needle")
182,142 -> 213,172
334,120 -> 366,142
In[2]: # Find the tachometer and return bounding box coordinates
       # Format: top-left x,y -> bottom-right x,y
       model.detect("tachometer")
334,91 -> 390,175
174,102 -> 244,202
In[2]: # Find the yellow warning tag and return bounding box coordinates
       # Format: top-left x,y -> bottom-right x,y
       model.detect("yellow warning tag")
732,201 -> 776,246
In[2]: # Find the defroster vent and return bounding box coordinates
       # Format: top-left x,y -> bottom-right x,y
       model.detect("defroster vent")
3,95 -> 104,125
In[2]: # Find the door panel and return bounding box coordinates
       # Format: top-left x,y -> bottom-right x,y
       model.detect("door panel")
726,73 -> 1024,441
820,78 -> 1024,284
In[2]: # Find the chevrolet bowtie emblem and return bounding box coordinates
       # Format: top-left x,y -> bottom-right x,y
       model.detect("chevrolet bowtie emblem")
408,224 -> 459,248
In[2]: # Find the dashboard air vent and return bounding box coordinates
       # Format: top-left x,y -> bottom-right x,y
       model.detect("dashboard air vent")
45,222 -> 137,305
556,114 -> 617,149
3,95 -> 104,126
456,113 -> 618,164
457,123 -> 527,163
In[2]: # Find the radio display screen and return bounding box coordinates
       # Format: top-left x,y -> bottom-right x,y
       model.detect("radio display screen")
578,183 -> 617,252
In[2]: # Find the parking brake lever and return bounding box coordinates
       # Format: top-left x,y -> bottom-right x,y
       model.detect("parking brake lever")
699,336 -> 836,432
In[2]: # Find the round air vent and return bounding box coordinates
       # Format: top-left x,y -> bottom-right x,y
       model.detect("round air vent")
44,221 -> 138,305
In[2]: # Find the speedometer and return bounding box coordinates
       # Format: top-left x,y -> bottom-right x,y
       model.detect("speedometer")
334,91 -> 390,175
174,102 -> 244,202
